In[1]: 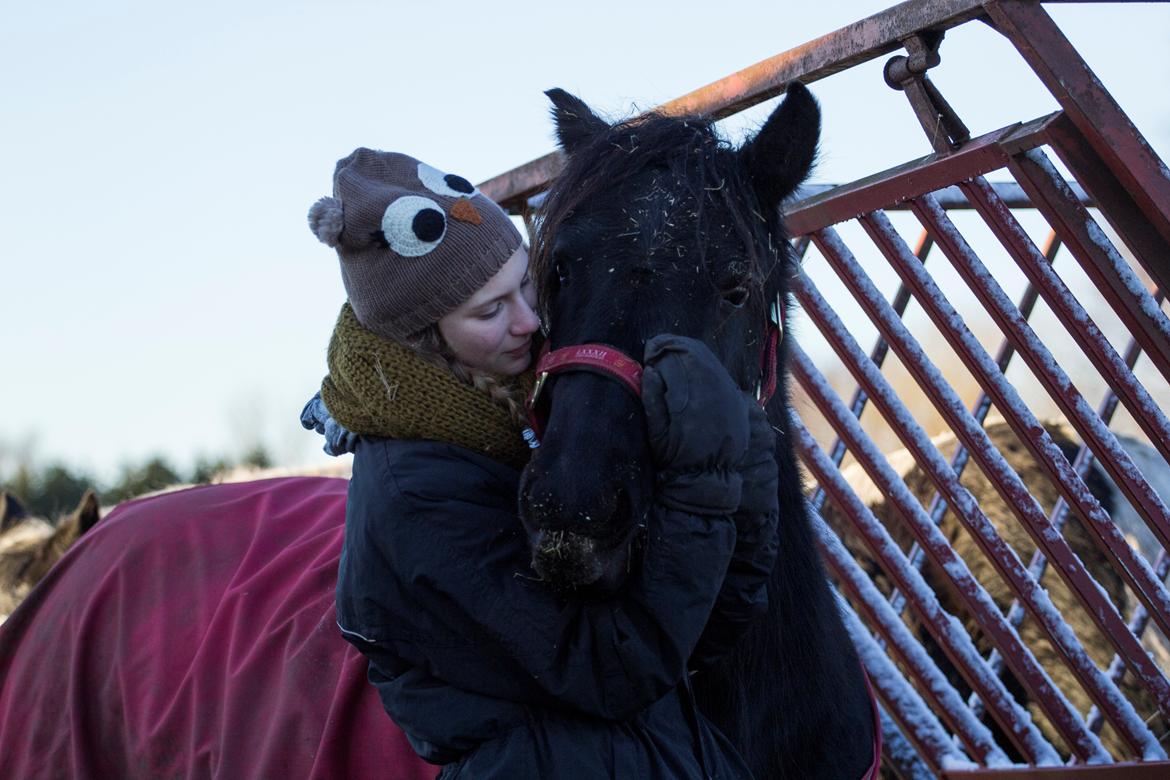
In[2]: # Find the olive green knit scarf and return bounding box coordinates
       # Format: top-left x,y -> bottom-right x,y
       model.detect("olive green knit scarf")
321,304 -> 534,470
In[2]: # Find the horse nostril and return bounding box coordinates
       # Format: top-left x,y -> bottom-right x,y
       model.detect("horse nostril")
531,530 -> 603,587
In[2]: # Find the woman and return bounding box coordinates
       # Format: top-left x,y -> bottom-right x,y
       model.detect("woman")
305,148 -> 780,778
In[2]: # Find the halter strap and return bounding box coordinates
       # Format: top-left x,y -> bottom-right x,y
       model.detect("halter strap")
525,342 -> 642,440
525,299 -> 786,441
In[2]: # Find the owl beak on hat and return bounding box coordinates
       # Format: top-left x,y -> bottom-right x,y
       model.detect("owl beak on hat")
449,197 -> 483,225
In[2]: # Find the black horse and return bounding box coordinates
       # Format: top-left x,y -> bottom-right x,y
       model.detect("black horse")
518,84 -> 877,778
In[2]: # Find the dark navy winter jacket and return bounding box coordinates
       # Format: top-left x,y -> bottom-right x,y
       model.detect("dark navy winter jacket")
336,437 -> 759,778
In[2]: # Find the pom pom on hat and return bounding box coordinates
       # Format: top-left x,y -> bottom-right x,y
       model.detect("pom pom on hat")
308,196 -> 345,247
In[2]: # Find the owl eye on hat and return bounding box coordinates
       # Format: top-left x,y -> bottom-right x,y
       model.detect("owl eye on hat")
309,148 -> 523,342
416,162 -> 478,198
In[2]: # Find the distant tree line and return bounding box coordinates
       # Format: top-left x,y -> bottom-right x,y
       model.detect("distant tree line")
1,445 -> 272,519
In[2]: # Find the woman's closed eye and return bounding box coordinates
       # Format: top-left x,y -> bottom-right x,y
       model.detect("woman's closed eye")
478,301 -> 504,320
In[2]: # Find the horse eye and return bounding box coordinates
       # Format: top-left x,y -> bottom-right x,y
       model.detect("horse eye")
722,287 -> 749,308
555,255 -> 571,287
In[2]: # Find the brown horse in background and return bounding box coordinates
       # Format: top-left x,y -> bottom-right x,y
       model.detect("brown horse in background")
0,490 -> 101,622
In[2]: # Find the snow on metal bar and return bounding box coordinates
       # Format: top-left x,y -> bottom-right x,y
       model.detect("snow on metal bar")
794,412 -> 1011,767
787,180 -> 1092,213
906,195 -> 1170,654
893,244 -> 1050,625
879,705 -> 938,780
978,329 -> 1148,723
791,343 -> 1063,763
1088,549 -> 1170,735
961,175 -> 1170,470
808,230 -> 933,518
1007,149 -> 1170,384
837,591 -> 980,775
789,300 -> 1075,763
1090,306 -> 1170,736
792,279 -> 1114,762
854,210 -> 1170,751
810,223 -> 1160,757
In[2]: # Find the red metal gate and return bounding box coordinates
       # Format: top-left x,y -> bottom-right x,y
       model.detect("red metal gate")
479,1 -> 1170,776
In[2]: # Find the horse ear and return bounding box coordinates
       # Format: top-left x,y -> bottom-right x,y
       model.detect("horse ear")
74,489 -> 101,535
1,491 -> 28,531
739,82 -> 820,213
545,88 -> 608,155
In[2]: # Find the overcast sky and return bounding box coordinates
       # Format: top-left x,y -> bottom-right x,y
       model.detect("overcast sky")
3,1 -> 1168,482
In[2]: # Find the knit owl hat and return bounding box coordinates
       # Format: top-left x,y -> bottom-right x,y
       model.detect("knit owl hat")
308,148 -> 523,341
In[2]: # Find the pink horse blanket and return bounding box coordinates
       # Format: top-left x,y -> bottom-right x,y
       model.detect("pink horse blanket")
0,477 -> 434,779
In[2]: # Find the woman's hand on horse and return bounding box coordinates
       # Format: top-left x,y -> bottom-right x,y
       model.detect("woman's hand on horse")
642,334 -> 749,515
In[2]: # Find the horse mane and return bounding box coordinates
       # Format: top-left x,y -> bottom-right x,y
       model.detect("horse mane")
531,110 -> 782,329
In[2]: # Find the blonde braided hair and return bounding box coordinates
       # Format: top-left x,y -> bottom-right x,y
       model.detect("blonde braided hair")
405,325 -> 530,428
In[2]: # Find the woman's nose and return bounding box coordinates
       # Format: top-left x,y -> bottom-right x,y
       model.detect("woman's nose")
513,297 -> 541,336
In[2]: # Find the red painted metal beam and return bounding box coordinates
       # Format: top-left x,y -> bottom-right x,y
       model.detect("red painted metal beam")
795,414 -> 1010,768
1006,148 -> 1170,385
945,760 -> 1170,779
816,220 -> 1166,756
890,200 -> 1170,742
479,0 -> 991,211
784,113 -> 1061,235
905,194 -> 1170,657
985,0 -> 1170,293
660,0 -> 986,119
1041,113 -> 1170,300
960,176 -> 1170,467
792,275 -> 1084,763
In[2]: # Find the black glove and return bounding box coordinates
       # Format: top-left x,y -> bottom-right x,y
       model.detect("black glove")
733,400 -> 779,532
642,335 -> 749,515
689,398 -> 780,671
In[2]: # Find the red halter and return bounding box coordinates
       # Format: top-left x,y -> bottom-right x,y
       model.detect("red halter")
524,300 -> 786,442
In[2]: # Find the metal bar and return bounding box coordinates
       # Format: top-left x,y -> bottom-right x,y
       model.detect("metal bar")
502,131 -> 1095,220
817,219 -> 1164,755
791,339 -> 1060,763
890,233 -> 1054,625
960,175 -> 1170,468
985,0 -> 1170,292
784,113 -> 1062,235
660,0 -> 986,119
479,151 -> 564,216
480,0 -> 994,210
863,204 -> 1170,733
878,704 -> 935,780
788,180 -> 1091,212
1089,293 -> 1170,736
971,323 -> 1131,722
792,272 -> 1088,763
1006,147 -> 1170,385
820,534 -> 972,772
1088,547 -> 1170,736
1041,113 -> 1170,298
836,588 -> 963,776
907,193 -> 1170,654
808,229 -> 933,517
944,760 -> 1170,780
796,413 -> 1009,766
